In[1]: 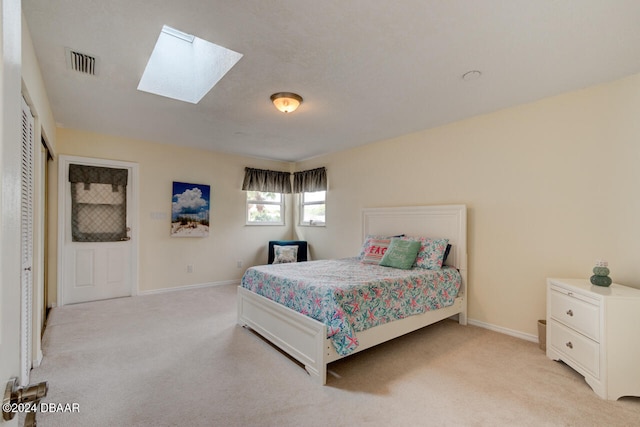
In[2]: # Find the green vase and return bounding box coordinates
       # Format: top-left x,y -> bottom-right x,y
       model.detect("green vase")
590,275 -> 612,287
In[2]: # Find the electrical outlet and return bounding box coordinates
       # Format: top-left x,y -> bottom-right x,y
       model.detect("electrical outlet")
236,260 -> 243,269
187,264 -> 194,273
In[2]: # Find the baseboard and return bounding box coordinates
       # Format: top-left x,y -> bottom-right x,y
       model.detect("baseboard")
137,279 -> 240,296
32,350 -> 44,368
468,318 -> 539,343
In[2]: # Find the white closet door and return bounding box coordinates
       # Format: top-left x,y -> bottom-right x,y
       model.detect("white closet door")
20,96 -> 35,385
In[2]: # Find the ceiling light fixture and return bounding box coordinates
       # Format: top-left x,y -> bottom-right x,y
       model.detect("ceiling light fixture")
270,92 -> 303,113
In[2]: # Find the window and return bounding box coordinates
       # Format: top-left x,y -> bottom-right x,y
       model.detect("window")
300,191 -> 325,226
68,164 -> 128,242
137,25 -> 243,104
246,191 -> 284,225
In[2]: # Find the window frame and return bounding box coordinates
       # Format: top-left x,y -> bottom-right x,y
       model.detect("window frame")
299,190 -> 326,226
246,191 -> 285,226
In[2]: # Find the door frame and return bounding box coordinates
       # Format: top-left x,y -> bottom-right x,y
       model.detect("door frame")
2,0 -> 25,408
57,155 -> 139,306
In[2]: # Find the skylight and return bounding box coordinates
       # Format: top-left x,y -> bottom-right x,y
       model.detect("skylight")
137,25 -> 243,104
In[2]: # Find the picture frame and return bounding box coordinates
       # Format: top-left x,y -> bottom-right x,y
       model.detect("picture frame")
171,181 -> 210,237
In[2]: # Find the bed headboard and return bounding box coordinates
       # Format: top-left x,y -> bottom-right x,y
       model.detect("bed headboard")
362,204 -> 468,275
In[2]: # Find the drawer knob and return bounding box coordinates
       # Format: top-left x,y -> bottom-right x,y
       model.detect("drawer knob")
566,309 -> 573,317
566,341 -> 573,349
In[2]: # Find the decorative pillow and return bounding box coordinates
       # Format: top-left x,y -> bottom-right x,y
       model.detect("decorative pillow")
273,245 -> 298,264
379,238 -> 421,270
358,234 -> 404,259
403,237 -> 449,270
360,238 -> 391,264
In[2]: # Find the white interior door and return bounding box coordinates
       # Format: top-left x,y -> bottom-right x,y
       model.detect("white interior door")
2,0 -> 25,421
58,156 -> 138,305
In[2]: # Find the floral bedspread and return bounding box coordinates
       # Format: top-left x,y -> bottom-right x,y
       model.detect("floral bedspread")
240,258 -> 461,356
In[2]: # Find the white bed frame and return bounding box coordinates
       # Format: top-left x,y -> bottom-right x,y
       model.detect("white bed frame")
237,204 -> 468,384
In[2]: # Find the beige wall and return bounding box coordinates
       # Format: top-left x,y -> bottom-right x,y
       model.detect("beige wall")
22,13 -> 56,152
49,73 -> 640,338
51,129 -> 293,301
297,73 -> 640,337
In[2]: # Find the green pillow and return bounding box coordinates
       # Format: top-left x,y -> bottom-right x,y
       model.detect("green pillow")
379,238 -> 421,269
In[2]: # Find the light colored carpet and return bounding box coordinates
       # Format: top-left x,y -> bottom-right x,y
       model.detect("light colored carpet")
29,284 -> 639,426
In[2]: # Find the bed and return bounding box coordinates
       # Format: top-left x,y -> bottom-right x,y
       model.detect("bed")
237,205 -> 468,384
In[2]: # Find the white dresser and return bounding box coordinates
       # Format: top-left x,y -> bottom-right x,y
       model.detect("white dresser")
546,278 -> 640,400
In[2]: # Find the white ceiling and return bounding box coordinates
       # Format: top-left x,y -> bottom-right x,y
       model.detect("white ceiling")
22,1 -> 640,162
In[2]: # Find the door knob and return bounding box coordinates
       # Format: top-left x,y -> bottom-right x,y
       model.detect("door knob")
3,377 -> 48,421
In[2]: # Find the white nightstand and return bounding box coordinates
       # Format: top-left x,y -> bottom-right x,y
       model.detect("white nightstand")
546,278 -> 640,400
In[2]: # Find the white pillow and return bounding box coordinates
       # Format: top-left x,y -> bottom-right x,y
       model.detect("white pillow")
273,245 -> 298,264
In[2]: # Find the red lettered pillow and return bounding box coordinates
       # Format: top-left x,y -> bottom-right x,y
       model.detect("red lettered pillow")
361,238 -> 390,264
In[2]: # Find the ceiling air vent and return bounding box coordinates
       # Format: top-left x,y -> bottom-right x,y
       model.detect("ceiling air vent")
65,48 -> 98,76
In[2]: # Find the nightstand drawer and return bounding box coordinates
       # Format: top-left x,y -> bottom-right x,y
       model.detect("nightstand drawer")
548,319 -> 600,378
549,287 -> 600,341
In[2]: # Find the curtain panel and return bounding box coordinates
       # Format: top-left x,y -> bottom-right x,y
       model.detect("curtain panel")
242,167 -> 292,194
293,167 -> 327,193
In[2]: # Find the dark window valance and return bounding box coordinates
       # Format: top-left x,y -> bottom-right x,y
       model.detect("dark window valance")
293,167 -> 327,193
69,164 -> 128,192
242,167 -> 292,194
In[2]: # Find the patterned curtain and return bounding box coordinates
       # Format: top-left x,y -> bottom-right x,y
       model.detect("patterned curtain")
242,167 -> 292,193
293,167 -> 327,193
69,164 -> 128,242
